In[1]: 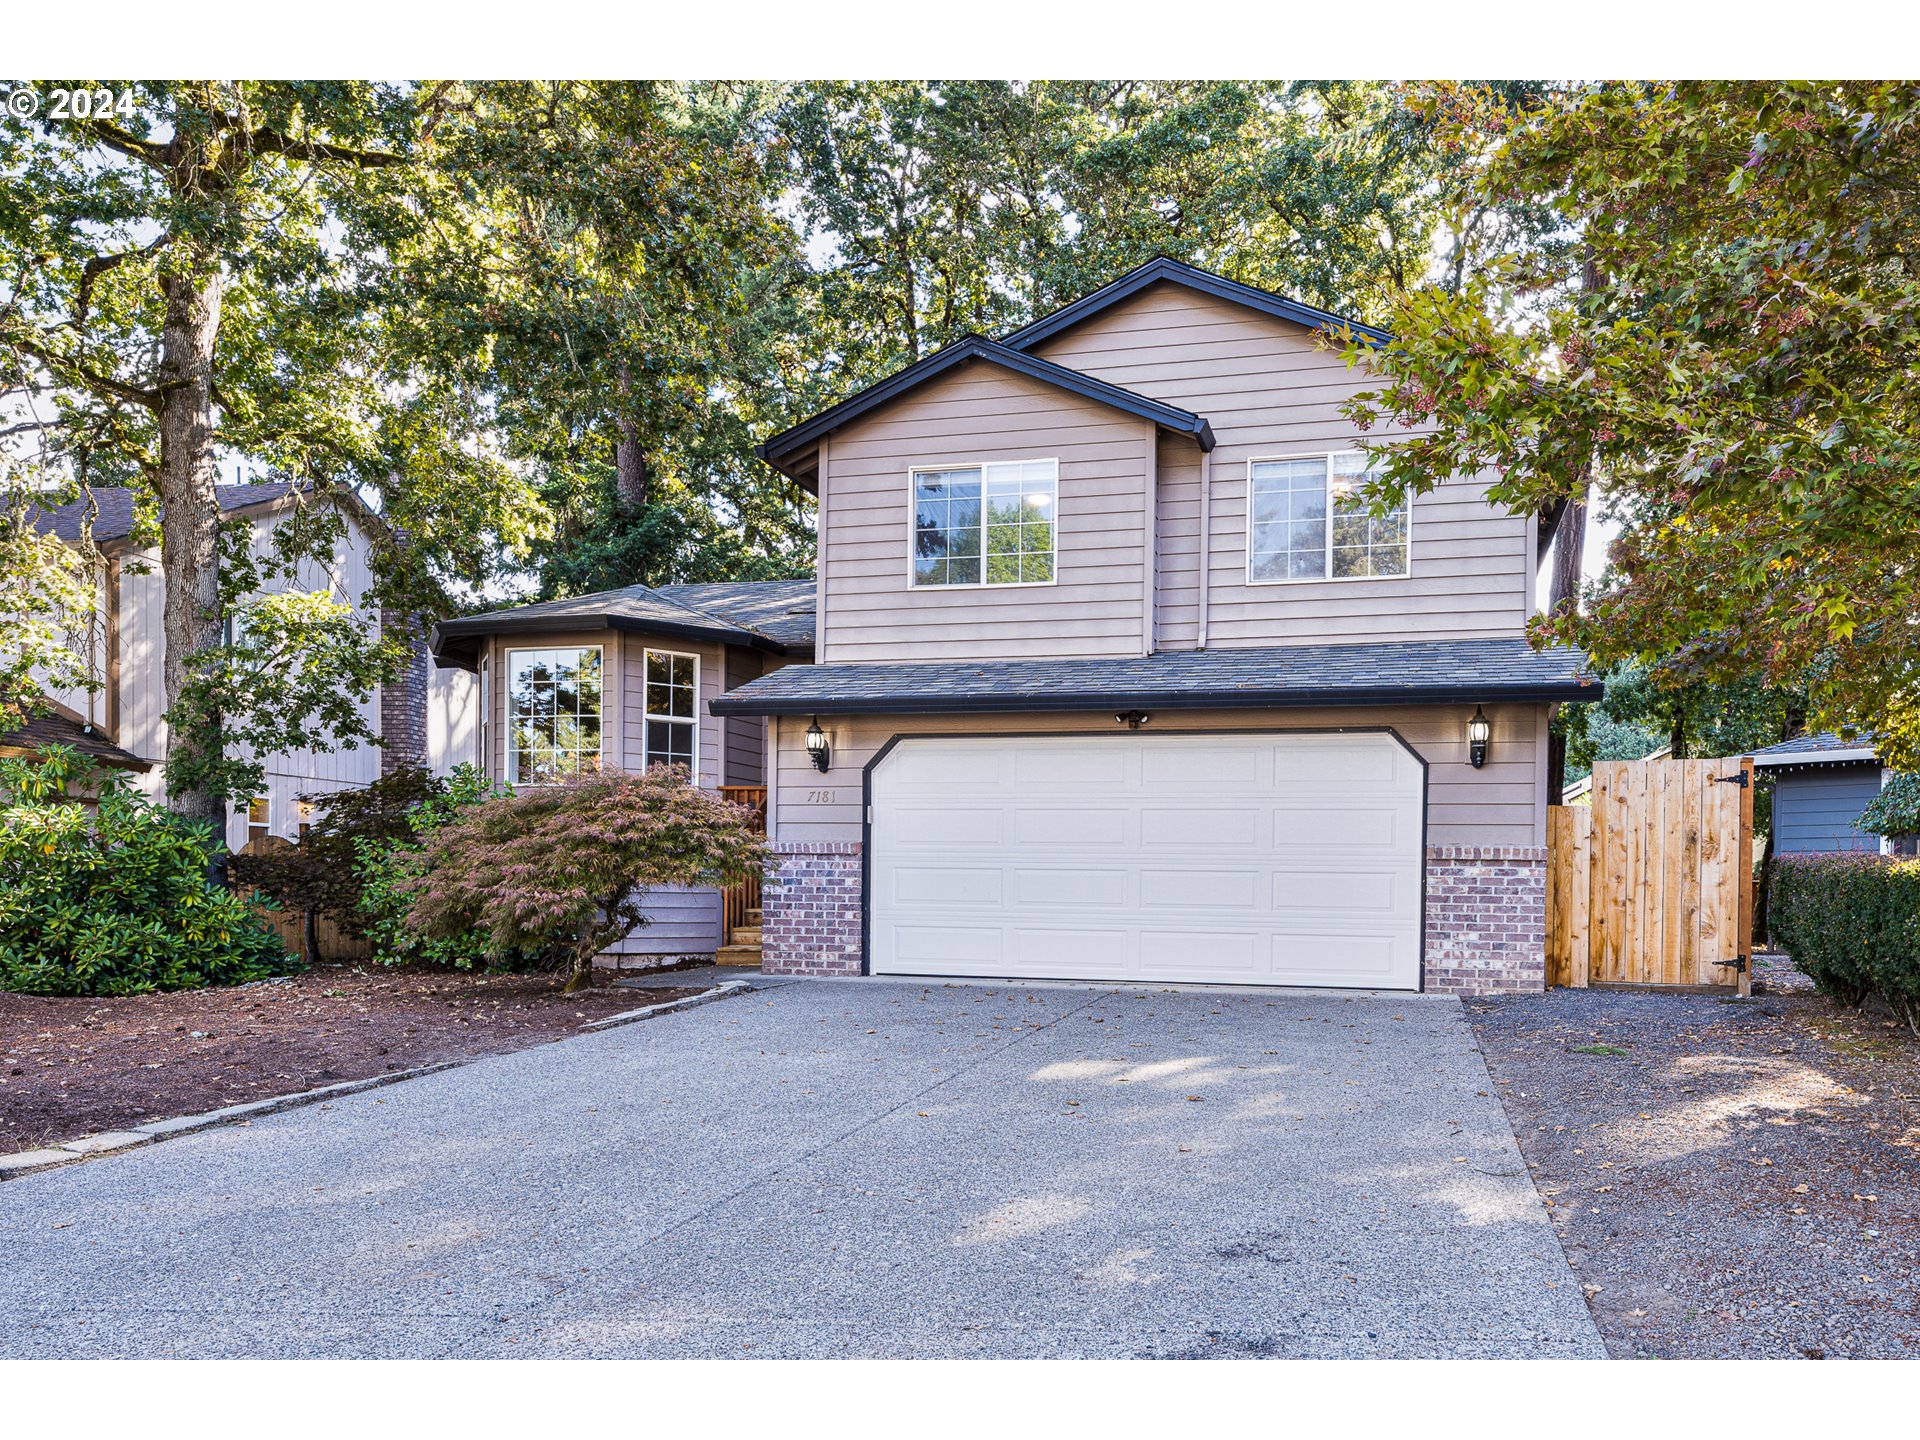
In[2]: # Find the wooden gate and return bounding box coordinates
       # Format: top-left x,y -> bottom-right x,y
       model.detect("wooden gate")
1546,757 -> 1755,992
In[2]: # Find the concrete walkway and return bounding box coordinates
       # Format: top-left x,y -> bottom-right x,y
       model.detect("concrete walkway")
0,979 -> 1603,1358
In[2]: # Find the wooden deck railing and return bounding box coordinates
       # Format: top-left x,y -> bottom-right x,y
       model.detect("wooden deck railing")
719,785 -> 768,942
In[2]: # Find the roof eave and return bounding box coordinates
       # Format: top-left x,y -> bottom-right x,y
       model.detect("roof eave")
430,610 -> 789,668
711,678 -> 1601,719
1751,747 -> 1881,769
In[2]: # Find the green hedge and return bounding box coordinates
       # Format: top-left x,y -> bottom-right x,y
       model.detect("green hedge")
0,747 -> 292,996
1769,853 -> 1920,1031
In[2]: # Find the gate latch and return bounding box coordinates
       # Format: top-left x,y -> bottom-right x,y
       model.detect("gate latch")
1713,772 -> 1751,787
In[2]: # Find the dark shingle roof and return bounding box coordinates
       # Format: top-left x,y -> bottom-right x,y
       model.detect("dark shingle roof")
710,638 -> 1598,717
1750,732 -> 1881,767
30,483 -> 300,546
655,581 -> 816,650
431,579 -> 816,668
0,708 -> 150,770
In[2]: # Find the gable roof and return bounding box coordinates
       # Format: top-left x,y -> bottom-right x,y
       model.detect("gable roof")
430,578 -> 816,670
999,255 -> 1391,354
755,335 -> 1214,488
29,483 -> 303,548
711,638 -> 1598,718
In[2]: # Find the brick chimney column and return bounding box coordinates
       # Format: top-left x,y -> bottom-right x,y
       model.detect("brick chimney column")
379,603 -> 431,775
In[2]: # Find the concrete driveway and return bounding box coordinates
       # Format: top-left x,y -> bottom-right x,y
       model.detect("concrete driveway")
0,979 -> 1602,1358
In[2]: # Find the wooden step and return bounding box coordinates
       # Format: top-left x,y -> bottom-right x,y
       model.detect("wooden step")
715,944 -> 763,967
729,926 -> 763,946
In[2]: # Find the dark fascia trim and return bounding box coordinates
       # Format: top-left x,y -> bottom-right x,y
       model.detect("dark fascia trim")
754,335 -> 1214,483
714,679 -> 1602,718
1000,256 -> 1392,354
431,610 -> 787,671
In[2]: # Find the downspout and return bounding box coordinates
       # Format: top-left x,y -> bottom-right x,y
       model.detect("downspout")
1143,423 -> 1157,657
1196,446 -> 1212,650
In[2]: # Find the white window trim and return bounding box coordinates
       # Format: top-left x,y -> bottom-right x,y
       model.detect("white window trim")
906,457 -> 1061,591
640,647 -> 701,778
1244,451 -> 1414,586
503,643 -> 606,787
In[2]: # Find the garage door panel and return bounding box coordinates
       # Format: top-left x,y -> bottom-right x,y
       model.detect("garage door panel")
1140,745 -> 1263,788
1140,806 -> 1261,847
1140,868 -> 1261,910
1140,930 -> 1259,974
1275,807 -> 1403,849
1271,868 -> 1406,914
1009,867 -> 1129,908
889,865 -> 1003,907
871,732 -> 1424,991
1017,746 -> 1130,786
1013,808 -> 1132,846
891,806 -> 1003,846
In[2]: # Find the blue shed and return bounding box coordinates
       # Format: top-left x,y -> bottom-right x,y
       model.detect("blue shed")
1750,733 -> 1887,855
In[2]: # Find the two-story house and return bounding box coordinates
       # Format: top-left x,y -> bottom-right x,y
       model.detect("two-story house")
19,482 -> 479,851
431,258 -> 1597,993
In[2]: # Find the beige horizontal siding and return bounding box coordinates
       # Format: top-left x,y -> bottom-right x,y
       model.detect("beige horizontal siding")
820,361 -> 1153,663
772,703 -> 1549,851
1031,282 -> 1533,647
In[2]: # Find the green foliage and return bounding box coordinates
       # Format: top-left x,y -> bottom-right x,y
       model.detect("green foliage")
0,466 -> 97,730
0,746 -> 289,996
1346,81 -> 1920,768
402,767 -> 769,990
1769,854 -> 1920,1031
228,763 -> 444,930
352,764 -> 509,969
167,587 -> 407,804
1857,773 -> 1920,840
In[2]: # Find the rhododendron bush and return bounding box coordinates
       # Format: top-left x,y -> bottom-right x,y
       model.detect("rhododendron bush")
400,767 -> 769,991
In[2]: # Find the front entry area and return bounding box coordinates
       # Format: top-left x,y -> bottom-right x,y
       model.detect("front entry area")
867,730 -> 1426,990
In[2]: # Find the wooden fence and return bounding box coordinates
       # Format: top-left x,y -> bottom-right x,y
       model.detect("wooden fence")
718,784 -> 768,942
1547,756 -> 1755,992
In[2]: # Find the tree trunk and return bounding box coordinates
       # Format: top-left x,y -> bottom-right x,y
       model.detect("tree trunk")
613,363 -> 648,513
157,256 -> 228,841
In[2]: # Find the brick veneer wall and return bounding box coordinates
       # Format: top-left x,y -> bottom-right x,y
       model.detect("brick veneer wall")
1423,844 -> 1548,995
762,841 -> 864,976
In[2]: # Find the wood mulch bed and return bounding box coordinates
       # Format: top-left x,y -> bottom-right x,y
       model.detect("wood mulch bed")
0,965 -> 701,1153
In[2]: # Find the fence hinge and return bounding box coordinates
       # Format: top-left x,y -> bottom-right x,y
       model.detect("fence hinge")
1713,771 -> 1751,787
1712,954 -> 1749,972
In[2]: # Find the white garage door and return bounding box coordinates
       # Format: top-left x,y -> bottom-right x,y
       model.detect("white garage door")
869,731 -> 1425,990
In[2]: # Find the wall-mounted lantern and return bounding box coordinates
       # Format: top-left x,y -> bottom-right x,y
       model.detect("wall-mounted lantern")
1467,706 -> 1491,769
806,716 -> 831,773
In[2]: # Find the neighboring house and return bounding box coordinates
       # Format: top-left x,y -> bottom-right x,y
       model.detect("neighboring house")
1749,733 -> 1895,855
13,483 -> 478,850
436,258 -> 1598,994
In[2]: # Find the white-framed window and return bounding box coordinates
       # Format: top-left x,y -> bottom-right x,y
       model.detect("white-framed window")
505,645 -> 603,785
912,459 -> 1057,587
641,649 -> 698,773
246,796 -> 270,847
1247,452 -> 1410,583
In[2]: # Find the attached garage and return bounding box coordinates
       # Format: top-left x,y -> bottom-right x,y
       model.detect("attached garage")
867,730 -> 1426,990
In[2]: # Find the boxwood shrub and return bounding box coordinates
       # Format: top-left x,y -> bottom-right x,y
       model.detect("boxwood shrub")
1769,853 -> 1920,1031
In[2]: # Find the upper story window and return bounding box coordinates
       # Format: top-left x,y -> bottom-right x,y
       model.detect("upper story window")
506,645 -> 603,785
642,649 -> 698,773
1248,452 -> 1409,583
913,459 -> 1057,587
